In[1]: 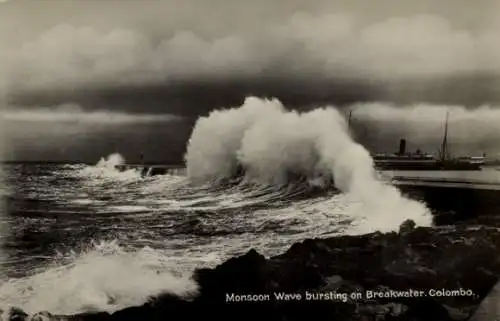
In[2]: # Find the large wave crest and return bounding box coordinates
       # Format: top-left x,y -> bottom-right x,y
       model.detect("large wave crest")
185,96 -> 432,232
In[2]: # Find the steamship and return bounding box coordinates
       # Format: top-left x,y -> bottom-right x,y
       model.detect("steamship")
371,111 -> 485,171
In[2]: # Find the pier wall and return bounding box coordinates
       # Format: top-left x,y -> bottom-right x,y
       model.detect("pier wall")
115,164 -> 182,176
395,178 -> 500,226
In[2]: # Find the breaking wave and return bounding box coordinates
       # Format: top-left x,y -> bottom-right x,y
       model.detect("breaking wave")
185,96 -> 432,232
0,96 -> 435,317
96,153 -> 126,169
79,153 -> 141,181
0,241 -> 197,316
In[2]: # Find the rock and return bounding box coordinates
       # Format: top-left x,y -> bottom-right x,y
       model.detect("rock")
399,219 -> 416,235
356,302 -> 408,320
387,303 -> 408,316
30,312 -> 52,321
194,248 -> 271,299
21,226 -> 500,321
402,298 -> 455,321
8,308 -> 28,321
442,304 -> 473,321
321,275 -> 343,291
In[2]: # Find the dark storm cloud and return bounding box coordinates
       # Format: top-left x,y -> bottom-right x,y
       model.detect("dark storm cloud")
4,120 -> 192,164
1,0 -> 499,162
9,73 -> 500,117
2,103 -> 182,124
6,16 -> 498,86
9,77 -> 382,117
1,0 -> 500,113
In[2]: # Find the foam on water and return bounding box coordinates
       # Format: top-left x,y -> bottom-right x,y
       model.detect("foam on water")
185,96 -> 432,233
0,240 -> 198,316
0,97 -> 437,316
79,153 -> 141,181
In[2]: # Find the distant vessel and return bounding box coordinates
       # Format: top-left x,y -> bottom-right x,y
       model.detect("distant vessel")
114,164 -> 173,177
372,111 -> 484,171
114,153 -> 179,177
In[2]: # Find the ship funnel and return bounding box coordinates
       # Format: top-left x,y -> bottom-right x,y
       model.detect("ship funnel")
398,139 -> 406,155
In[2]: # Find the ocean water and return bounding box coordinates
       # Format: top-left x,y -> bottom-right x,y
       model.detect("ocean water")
0,162 -> 401,314
0,97 -> 446,316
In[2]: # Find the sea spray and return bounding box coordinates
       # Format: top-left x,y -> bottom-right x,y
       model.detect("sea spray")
185,96 -> 432,232
96,153 -> 126,169
0,240 -> 198,315
79,153 -> 140,181
185,99 -> 277,183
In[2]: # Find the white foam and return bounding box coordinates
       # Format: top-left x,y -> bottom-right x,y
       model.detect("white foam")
0,240 -> 198,315
185,96 -> 432,232
105,205 -> 151,213
71,199 -> 106,205
79,153 -> 142,181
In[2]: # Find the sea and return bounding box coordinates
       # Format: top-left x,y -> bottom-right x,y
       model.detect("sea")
0,97 -> 499,316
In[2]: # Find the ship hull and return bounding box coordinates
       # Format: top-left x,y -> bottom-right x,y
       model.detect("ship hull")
374,161 -> 483,171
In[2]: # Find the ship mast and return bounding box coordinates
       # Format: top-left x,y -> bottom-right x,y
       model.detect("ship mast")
440,110 -> 450,162
347,110 -> 353,128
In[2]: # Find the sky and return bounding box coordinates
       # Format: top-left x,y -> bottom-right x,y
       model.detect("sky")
1,0 -> 500,162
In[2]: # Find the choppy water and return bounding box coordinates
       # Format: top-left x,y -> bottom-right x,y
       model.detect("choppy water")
0,162 -> 378,315
1,97 -> 497,316
1,165 -> 499,315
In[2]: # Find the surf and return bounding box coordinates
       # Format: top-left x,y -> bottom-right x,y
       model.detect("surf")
185,96 -> 432,233
0,96 -> 435,316
0,240 -> 198,316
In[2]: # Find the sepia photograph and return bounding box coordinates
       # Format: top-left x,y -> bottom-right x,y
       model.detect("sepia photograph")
1,0 -> 500,320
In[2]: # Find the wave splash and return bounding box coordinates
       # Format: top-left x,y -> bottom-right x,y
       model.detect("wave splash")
78,153 -> 142,181
185,96 -> 432,232
0,240 -> 197,316
96,153 -> 126,169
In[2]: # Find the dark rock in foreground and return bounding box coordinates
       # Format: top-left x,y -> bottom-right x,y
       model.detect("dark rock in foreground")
10,220 -> 500,321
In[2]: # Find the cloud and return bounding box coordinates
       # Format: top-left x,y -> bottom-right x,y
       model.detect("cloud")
1,12 -> 499,93
1,103 -> 182,124
276,13 -> 499,78
348,102 -> 500,154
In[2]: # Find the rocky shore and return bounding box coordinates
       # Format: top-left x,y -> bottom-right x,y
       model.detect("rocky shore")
7,220 -> 500,321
